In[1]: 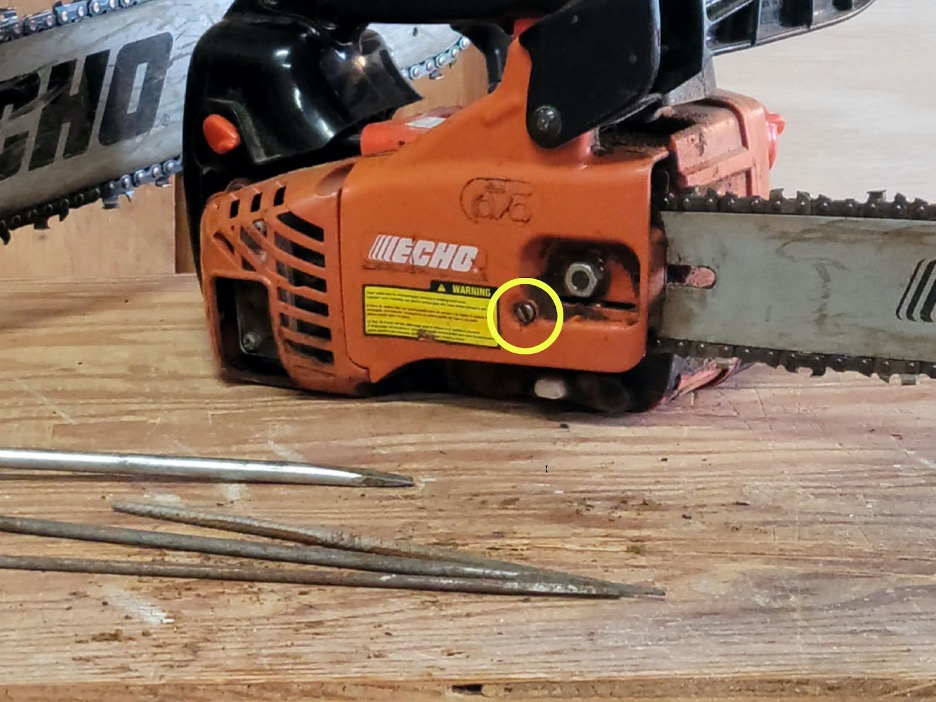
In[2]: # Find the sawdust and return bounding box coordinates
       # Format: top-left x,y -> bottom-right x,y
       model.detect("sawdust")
79,630 -> 134,643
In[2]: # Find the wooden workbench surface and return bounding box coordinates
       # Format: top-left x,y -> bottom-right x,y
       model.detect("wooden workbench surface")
0,274 -> 934,701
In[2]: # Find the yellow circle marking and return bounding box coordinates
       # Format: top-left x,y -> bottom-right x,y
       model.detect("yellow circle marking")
486,278 -> 564,356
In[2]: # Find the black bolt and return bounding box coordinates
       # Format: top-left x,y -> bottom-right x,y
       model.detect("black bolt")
514,301 -> 538,326
532,105 -> 562,140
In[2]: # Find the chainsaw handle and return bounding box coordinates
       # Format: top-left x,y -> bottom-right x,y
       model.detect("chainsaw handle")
252,0 -> 880,150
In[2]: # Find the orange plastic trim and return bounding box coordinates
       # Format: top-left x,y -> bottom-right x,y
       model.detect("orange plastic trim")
765,111 -> 786,168
203,114 -> 241,155
360,109 -> 457,156
513,18 -> 538,34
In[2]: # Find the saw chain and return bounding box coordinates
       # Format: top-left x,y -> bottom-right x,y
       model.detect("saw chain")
0,0 -> 471,243
0,156 -> 182,243
656,189 -> 936,384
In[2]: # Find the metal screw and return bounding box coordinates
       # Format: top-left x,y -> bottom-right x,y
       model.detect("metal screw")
241,331 -> 263,352
563,261 -> 604,298
514,301 -> 538,325
532,105 -> 562,140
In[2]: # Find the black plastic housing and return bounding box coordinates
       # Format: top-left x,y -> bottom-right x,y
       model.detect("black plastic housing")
181,0 -> 420,272
248,0 -> 877,148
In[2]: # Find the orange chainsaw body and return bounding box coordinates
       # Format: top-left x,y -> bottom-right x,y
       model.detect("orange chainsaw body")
198,40 -> 778,411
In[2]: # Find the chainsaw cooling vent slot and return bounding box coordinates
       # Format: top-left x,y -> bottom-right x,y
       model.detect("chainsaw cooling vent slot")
269,209 -> 335,367
275,233 -> 325,271
284,340 -> 335,365
278,212 -> 325,242
280,315 -> 331,342
277,264 -> 328,296
278,289 -> 329,318
240,226 -> 263,255
274,186 -> 286,207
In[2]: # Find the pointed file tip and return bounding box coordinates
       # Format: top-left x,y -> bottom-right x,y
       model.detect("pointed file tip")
355,469 -> 415,488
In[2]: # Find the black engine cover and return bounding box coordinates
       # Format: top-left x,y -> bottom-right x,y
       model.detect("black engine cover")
181,0 -> 420,273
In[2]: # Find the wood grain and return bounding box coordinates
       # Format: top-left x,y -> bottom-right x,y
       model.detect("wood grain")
0,275 -> 933,700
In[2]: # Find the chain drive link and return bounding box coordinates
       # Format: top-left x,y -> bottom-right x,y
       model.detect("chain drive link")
655,188 -> 936,384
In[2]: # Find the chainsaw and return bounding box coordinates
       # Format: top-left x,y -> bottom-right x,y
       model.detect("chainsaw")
0,0 -> 472,239
176,0 -> 936,414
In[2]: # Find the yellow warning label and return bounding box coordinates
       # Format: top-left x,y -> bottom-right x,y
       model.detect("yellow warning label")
364,284 -> 498,348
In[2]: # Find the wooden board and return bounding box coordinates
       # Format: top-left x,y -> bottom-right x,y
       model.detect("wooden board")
0,185 -> 177,279
0,274 -> 934,700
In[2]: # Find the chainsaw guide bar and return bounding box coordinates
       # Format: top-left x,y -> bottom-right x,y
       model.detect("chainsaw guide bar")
657,189 -> 936,384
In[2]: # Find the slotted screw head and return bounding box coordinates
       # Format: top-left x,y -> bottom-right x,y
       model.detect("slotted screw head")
514,301 -> 538,325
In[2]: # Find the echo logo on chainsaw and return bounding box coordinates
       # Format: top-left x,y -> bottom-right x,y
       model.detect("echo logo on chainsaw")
367,235 -> 479,273
0,32 -> 173,181
461,178 -> 533,224
896,259 -> 936,323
